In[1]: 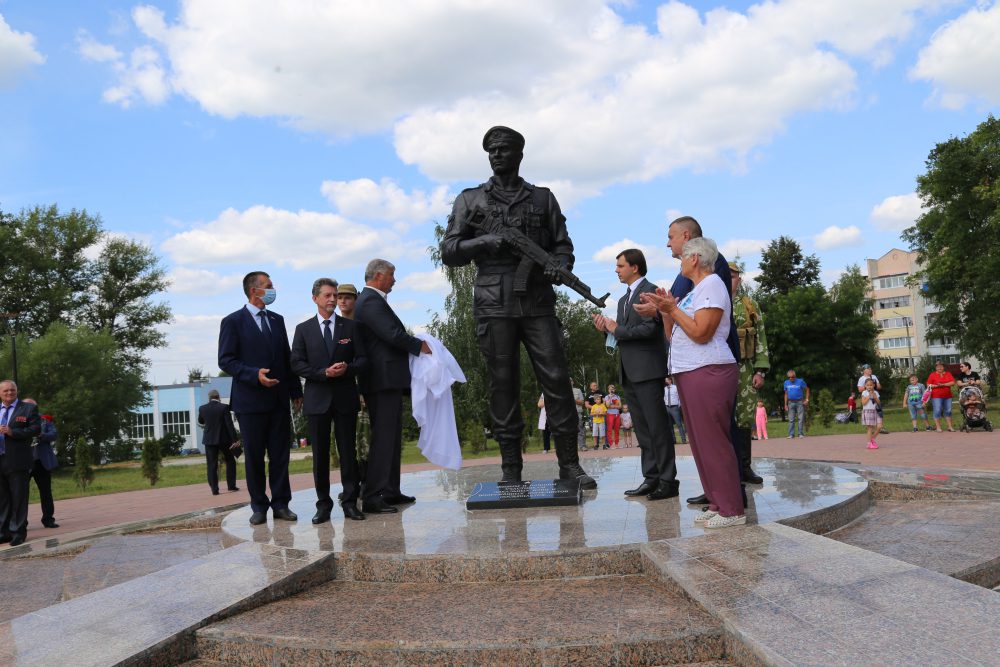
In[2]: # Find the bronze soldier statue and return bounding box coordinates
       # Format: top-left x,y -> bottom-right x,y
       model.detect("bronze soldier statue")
441,126 -> 597,489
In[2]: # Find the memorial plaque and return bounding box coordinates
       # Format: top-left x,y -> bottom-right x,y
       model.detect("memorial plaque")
466,479 -> 581,510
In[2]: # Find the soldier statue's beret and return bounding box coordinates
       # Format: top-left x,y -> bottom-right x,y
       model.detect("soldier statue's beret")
482,126 -> 525,151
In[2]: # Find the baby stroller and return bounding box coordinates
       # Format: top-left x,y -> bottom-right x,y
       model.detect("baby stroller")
958,386 -> 992,432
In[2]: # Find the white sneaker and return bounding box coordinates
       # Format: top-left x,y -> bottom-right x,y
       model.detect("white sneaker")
797,434 -> 805,438
693,509 -> 719,525
704,514 -> 747,529
786,435 -> 793,439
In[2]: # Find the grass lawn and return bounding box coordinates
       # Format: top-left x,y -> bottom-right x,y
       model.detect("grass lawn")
779,405 -> 942,437
34,437 -> 554,503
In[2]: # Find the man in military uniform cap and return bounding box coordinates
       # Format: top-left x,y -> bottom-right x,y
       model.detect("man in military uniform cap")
441,126 -> 596,489
730,261 -> 769,484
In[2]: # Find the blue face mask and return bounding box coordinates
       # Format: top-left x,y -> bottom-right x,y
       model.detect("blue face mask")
259,288 -> 277,306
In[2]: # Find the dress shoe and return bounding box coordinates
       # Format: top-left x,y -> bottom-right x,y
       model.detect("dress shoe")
249,511 -> 267,525
342,504 -> 366,521
228,486 -> 240,492
647,482 -> 680,501
272,508 -> 298,521
362,498 -> 399,514
0,534 -> 12,544
311,509 -> 331,524
742,465 -> 764,485
42,520 -> 60,529
624,481 -> 656,497
686,493 -> 710,505
9,535 -> 25,547
211,489 -> 220,496
385,493 -> 416,505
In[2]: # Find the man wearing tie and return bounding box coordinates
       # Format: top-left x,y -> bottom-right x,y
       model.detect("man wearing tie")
22,398 -> 60,528
0,380 -> 42,547
354,259 -> 431,515
593,249 -> 678,500
291,277 -> 368,523
218,271 -> 303,526
197,389 -> 240,496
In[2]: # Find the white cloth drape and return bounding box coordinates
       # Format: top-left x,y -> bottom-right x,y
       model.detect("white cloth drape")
409,333 -> 466,470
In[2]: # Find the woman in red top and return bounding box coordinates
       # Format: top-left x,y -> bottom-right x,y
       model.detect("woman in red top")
926,361 -> 956,432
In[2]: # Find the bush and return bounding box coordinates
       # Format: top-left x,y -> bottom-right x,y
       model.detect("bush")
814,388 -> 836,428
73,437 -> 95,489
104,437 -> 138,463
141,437 -> 162,486
461,420 -> 487,453
158,432 -> 185,457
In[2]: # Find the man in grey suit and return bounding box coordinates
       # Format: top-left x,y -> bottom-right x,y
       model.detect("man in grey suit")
593,249 -> 678,500
353,259 -> 431,515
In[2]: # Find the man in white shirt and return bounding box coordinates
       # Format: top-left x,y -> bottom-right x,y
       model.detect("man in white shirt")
663,376 -> 687,444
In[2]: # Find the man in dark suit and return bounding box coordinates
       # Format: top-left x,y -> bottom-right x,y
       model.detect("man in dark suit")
354,258 -> 431,515
218,271 -> 303,526
291,277 -> 368,523
22,398 -> 59,528
198,389 -> 240,496
593,249 -> 678,500
0,380 -> 42,546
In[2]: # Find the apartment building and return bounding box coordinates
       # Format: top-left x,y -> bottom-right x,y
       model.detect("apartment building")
865,248 -> 962,370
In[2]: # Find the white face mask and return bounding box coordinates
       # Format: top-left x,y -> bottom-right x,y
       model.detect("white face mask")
259,288 -> 277,305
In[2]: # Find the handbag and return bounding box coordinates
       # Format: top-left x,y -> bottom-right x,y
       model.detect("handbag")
230,441 -> 243,459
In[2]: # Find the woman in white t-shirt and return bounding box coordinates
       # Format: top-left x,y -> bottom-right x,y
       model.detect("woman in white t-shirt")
638,237 -> 743,529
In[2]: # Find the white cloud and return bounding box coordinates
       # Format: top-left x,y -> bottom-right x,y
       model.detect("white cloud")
0,14 -> 44,88
395,268 -> 450,293
912,3 -> 1000,109
320,178 -> 452,225
147,314 -> 224,384
161,205 -> 415,270
167,267 -> 244,295
718,238 -> 769,261
102,45 -> 170,107
870,192 -> 924,231
814,224 -> 863,250
83,231 -> 155,261
92,1 -> 939,201
77,30 -> 122,63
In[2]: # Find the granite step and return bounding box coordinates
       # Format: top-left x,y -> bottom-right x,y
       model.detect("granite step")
195,574 -> 725,666
0,542 -> 335,667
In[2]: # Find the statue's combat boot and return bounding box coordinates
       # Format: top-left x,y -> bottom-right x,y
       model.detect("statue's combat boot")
554,435 -> 597,489
497,439 -> 524,483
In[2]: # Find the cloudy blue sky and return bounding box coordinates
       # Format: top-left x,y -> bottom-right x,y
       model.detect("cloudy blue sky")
2,1 -> 998,383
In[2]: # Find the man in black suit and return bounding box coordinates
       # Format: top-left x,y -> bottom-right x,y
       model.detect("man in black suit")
22,397 -> 60,528
0,380 -> 42,547
593,249 -> 679,500
198,389 -> 240,496
291,277 -> 368,523
218,271 -> 303,526
354,258 -> 431,514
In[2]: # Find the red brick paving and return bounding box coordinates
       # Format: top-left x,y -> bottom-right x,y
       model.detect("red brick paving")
19,430 -> 999,546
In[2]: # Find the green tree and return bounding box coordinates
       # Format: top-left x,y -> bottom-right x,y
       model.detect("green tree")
1,324 -> 147,462
82,237 -> 171,373
159,431 -> 185,457
756,236 -> 821,298
73,437 -> 95,489
814,389 -> 836,428
903,115 -> 1000,390
0,205 -> 101,338
760,282 -> 879,414
141,437 -> 162,485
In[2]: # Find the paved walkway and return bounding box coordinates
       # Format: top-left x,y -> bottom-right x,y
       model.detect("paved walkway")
15,430 -> 999,547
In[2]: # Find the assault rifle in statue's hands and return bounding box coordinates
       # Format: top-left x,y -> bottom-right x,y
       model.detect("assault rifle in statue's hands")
467,208 -> 610,309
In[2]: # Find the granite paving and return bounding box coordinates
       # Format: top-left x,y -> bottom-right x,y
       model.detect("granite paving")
196,573 -> 727,666
826,498 -> 1000,588
220,457 -> 867,555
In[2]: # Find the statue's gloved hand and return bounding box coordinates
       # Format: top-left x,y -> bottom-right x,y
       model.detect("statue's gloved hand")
544,257 -> 568,284
460,234 -> 503,257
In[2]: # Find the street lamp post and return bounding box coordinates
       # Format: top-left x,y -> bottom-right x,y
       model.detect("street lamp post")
0,312 -> 20,384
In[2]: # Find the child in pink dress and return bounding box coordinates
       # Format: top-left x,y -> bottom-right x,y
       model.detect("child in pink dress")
755,399 -> 769,440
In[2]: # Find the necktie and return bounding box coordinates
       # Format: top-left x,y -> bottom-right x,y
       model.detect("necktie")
323,319 -> 334,359
258,311 -> 272,341
0,405 -> 8,455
